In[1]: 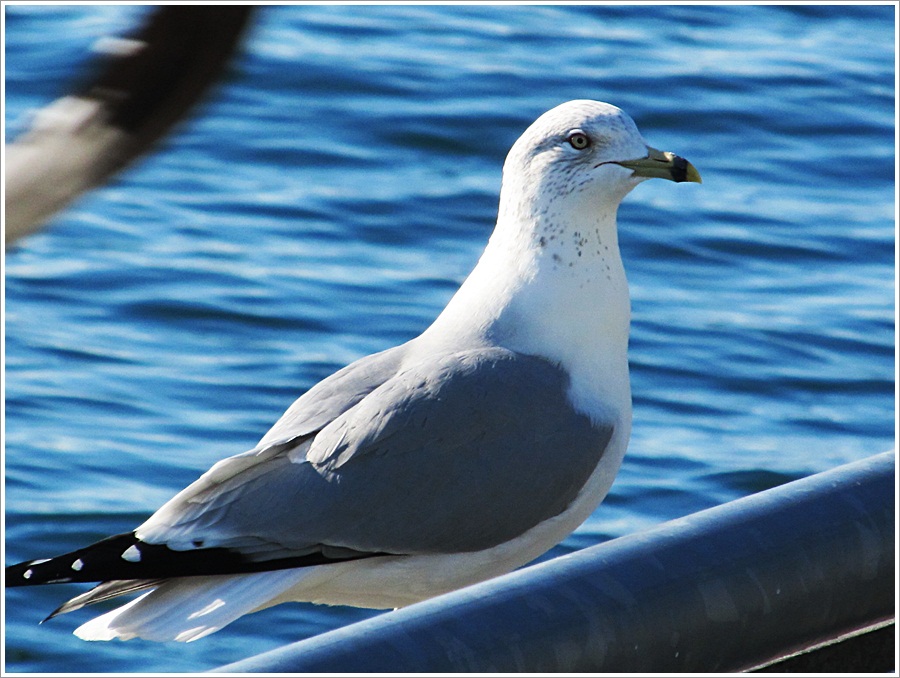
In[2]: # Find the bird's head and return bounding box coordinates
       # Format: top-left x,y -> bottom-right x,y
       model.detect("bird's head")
499,100 -> 700,223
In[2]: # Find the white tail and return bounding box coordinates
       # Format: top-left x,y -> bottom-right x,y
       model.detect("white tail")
73,568 -> 313,642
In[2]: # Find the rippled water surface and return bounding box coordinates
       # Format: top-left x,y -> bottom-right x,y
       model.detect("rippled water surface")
4,5 -> 895,673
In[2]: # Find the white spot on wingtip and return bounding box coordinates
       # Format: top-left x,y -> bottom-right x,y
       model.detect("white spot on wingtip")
23,569 -> 33,579
71,558 -> 84,571
121,545 -> 141,562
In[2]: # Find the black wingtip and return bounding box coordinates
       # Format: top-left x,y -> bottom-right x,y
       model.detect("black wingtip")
7,531 -> 395,588
6,533 -> 141,588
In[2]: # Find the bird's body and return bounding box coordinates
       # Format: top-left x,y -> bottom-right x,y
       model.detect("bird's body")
6,100 -> 699,642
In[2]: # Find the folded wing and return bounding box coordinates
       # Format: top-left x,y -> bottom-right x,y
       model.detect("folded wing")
7,345 -> 614,593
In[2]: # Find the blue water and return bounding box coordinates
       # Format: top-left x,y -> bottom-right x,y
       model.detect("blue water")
4,4 -> 895,672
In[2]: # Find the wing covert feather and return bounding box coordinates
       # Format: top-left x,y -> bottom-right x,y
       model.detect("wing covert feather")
258,342 -> 409,447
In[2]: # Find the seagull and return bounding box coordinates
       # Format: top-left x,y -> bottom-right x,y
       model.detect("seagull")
6,99 -> 700,642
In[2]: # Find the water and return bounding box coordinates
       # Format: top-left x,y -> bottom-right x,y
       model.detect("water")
4,4 -> 895,672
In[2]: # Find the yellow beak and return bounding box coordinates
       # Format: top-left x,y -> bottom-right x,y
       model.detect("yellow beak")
615,146 -> 702,183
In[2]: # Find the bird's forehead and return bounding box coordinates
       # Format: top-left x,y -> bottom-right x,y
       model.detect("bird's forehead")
515,100 -> 642,155
533,100 -> 634,137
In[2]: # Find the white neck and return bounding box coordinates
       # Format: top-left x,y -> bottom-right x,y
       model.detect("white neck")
422,196 -> 632,420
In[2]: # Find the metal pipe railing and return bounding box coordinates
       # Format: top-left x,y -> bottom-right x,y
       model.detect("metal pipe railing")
214,451 -> 895,673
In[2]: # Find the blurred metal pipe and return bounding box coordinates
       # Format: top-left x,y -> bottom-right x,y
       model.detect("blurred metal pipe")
215,451 -> 895,673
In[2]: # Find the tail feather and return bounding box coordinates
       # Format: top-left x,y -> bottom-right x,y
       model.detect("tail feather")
72,569 -> 313,642
44,579 -> 163,621
8,530 -> 391,641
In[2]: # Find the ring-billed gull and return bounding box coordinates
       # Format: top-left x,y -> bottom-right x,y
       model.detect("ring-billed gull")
6,99 -> 700,642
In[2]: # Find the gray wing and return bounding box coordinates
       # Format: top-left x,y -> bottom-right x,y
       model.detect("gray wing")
138,346 -> 615,558
258,342 -> 409,447
152,342 -> 410,504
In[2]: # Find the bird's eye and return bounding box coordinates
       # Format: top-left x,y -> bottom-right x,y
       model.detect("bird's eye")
567,132 -> 591,150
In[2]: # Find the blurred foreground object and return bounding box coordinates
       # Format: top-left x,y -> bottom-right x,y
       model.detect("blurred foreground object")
4,6 -> 254,246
